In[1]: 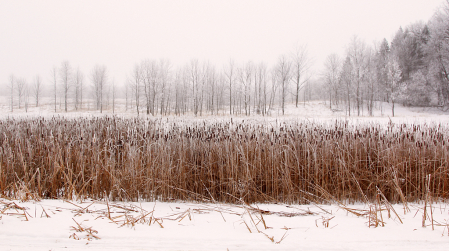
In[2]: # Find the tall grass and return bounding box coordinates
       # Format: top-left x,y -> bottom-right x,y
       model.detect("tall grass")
0,117 -> 448,204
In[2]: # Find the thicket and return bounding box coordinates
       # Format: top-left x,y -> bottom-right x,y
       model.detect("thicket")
0,117 -> 447,204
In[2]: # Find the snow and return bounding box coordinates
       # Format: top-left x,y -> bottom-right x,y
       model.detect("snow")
1,198 -> 448,250
2,98 -> 449,125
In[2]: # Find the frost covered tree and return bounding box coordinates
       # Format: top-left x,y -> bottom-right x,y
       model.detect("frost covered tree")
340,56 -> 353,116
322,53 -> 341,110
32,75 -> 43,107
15,78 -> 27,109
386,56 -> 403,117
291,44 -> 311,107
141,60 -> 159,115
51,67 -> 58,112
91,65 -> 108,113
159,59 -> 171,115
59,61 -> 72,112
254,62 -> 268,115
8,75 -> 14,112
275,55 -> 292,115
224,60 -> 236,115
238,61 -> 253,116
129,64 -> 142,116
376,38 -> 391,102
74,69 -> 84,110
346,36 -> 368,116
425,1 -> 449,107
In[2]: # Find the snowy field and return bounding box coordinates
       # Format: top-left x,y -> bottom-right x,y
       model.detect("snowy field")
2,97 -> 449,123
1,99 -> 449,250
1,198 -> 448,251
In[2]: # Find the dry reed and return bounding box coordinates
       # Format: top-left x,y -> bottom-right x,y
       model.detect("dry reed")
0,117 -> 448,204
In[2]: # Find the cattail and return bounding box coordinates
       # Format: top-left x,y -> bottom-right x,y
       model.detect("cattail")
0,117 -> 447,204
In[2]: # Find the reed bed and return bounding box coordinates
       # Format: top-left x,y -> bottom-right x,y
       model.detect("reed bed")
0,117 -> 448,204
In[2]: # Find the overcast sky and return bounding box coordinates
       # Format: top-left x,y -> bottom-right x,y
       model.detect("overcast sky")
0,0 -> 444,87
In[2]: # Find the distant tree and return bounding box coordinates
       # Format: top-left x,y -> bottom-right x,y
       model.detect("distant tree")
291,44 -> 312,107
173,69 -> 182,115
59,61 -> 72,112
238,62 -> 253,116
111,80 -> 116,114
275,55 -> 291,115
404,70 -> 433,106
376,38 -> 390,102
32,75 -> 43,107
141,60 -> 158,115
24,83 -> 30,112
255,62 -> 268,115
322,53 -> 341,110
346,36 -> 368,116
391,24 -> 427,85
224,60 -> 236,115
204,63 -> 218,115
159,59 -> 171,115
16,78 -> 27,109
91,65 -> 108,113
268,67 -> 278,112
340,56 -> 353,116
51,67 -> 57,112
9,75 -> 14,112
74,69 -> 84,110
386,56 -> 403,117
426,1 -> 449,107
189,60 -> 201,116
365,48 -> 378,116
130,64 -> 142,116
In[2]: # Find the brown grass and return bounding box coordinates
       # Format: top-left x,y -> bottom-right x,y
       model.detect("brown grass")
0,117 -> 448,204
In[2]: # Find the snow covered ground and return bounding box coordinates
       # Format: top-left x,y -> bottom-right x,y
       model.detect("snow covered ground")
1,99 -> 449,250
1,198 -> 448,251
2,97 -> 449,123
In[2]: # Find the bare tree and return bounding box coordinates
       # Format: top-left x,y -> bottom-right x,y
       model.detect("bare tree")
91,65 -> 108,113
364,48 -> 377,116
341,56 -> 353,116
16,78 -> 27,109
141,60 -> 158,115
159,59 -> 171,115
33,75 -> 43,107
224,60 -> 236,115
111,80 -> 116,114
253,62 -> 268,115
51,67 -> 57,112
130,64 -> 142,116
346,36 -> 368,116
275,55 -> 292,115
174,69 -> 184,115
125,80 -> 129,111
60,61 -> 72,112
323,54 -> 341,110
189,59 -> 201,116
238,62 -> 253,116
24,84 -> 30,112
204,62 -> 219,115
74,69 -> 84,110
9,75 -> 14,112
386,55 -> 403,117
268,67 -> 278,112
291,45 -> 312,107
216,73 -> 226,114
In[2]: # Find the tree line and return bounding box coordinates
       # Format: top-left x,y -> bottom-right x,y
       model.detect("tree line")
6,47 -> 313,116
322,1 -> 449,116
6,1 -> 449,116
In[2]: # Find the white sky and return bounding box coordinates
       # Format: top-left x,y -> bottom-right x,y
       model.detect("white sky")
0,0 -> 444,88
